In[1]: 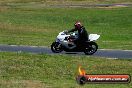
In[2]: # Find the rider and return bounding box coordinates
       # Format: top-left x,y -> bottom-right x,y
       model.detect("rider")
66,21 -> 89,47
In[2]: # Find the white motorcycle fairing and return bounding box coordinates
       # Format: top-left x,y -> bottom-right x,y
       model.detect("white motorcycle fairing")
56,31 -> 100,42
56,31 -> 77,49
89,34 -> 100,41
55,31 -> 100,49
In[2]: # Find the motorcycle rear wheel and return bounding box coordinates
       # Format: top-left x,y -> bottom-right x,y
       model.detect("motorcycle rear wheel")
51,42 -> 63,53
84,42 -> 98,55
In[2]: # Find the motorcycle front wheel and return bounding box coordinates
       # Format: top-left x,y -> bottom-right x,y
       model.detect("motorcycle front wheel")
51,42 -> 63,53
84,42 -> 98,55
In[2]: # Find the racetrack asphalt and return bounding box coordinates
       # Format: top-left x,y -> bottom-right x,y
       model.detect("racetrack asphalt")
0,45 -> 132,59
5,3 -> 132,9
49,3 -> 132,8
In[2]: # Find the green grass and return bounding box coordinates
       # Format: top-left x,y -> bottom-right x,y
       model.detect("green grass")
0,52 -> 132,88
0,2 -> 132,88
0,0 -> 132,5
0,6 -> 132,49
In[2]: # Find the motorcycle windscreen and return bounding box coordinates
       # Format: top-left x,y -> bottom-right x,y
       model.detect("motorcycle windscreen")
89,34 -> 100,41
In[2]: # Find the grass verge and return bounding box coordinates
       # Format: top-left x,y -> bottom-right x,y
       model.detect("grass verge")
0,52 -> 132,87
0,0 -> 132,5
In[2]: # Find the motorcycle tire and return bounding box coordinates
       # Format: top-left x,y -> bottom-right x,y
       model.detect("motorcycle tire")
84,42 -> 98,55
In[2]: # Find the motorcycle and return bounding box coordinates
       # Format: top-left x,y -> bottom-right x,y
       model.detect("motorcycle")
51,31 -> 100,55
